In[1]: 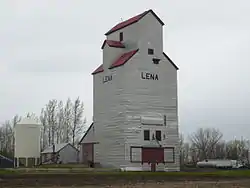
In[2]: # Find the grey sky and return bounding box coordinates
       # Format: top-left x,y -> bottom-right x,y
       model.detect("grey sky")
1,0 -> 250,140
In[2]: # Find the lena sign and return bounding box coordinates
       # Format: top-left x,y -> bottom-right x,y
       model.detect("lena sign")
141,72 -> 159,80
103,75 -> 112,83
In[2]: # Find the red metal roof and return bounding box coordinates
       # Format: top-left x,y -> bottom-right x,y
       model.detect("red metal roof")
105,9 -> 164,35
92,49 -> 138,75
109,49 -> 139,69
101,40 -> 125,49
92,51 -> 178,75
92,64 -> 104,75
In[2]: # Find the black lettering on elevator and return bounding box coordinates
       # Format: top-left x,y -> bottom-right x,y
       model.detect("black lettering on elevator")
103,75 -> 112,83
141,72 -> 159,80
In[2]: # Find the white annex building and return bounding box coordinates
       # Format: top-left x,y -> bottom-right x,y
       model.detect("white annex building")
79,9 -> 180,172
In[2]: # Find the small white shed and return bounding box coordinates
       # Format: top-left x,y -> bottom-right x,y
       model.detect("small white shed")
41,143 -> 79,164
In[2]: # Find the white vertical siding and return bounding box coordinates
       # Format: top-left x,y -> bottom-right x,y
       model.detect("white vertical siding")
102,45 -> 124,69
92,66 -> 126,168
137,12 -> 163,56
91,11 -> 179,171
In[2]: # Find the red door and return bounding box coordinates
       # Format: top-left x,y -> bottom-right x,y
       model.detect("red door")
82,143 -> 94,164
141,148 -> 164,164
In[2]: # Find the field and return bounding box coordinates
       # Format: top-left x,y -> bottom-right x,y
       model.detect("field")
21,181 -> 250,188
1,168 -> 250,187
37,181 -> 250,188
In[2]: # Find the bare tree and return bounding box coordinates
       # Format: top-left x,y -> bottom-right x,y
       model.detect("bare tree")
63,98 -> 72,143
226,139 -> 249,163
46,100 -> 57,145
71,97 -> 86,146
0,120 -> 14,158
11,115 -> 21,155
40,108 -> 48,150
183,142 -> 190,163
12,115 -> 21,127
179,133 -> 185,166
214,141 -> 227,159
190,144 -> 199,164
56,100 -> 64,144
189,128 -> 223,160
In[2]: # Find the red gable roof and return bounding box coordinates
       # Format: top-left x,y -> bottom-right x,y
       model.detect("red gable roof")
101,40 -> 125,49
92,64 -> 104,75
105,9 -> 164,35
92,49 -> 138,75
92,50 -> 179,75
109,49 -> 139,69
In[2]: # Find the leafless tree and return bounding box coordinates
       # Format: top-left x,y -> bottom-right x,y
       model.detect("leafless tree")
189,128 -> 223,160
0,120 -> 14,158
71,97 -> 86,146
63,98 -> 72,143
11,115 -> 21,154
183,142 -> 190,163
40,108 -> 48,150
226,139 -> 249,163
179,133 -> 185,166
46,99 -> 57,145
56,100 -> 64,144
214,141 -> 227,159
12,115 -> 21,127
190,144 -> 199,164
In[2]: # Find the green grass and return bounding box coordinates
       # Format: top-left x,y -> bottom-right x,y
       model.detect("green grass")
0,169 -> 19,174
36,163 -> 88,168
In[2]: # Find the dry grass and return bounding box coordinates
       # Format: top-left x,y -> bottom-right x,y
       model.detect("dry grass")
2,170 -> 250,187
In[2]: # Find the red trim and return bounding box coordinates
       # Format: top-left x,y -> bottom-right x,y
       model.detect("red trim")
105,9 -> 164,35
142,147 -> 164,164
101,40 -> 125,49
82,143 -> 94,164
130,146 -> 175,163
92,65 -> 104,75
109,49 -> 139,69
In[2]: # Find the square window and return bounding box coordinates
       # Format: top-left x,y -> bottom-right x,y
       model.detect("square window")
152,58 -> 160,64
144,130 -> 150,141
148,48 -> 154,55
156,130 -> 161,141
119,32 -> 123,41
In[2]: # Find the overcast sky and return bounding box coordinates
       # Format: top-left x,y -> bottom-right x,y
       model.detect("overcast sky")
0,0 -> 250,140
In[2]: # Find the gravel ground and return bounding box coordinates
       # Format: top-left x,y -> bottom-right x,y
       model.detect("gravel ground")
3,180 -> 250,187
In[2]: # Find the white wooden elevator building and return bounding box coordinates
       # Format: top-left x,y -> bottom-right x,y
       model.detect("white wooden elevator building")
79,9 -> 180,171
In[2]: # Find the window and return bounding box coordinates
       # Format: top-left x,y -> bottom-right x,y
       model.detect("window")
119,32 -> 123,41
144,130 -> 150,141
152,58 -> 160,64
156,130 -> 161,141
163,115 -> 166,126
164,147 -> 175,163
148,48 -> 154,55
